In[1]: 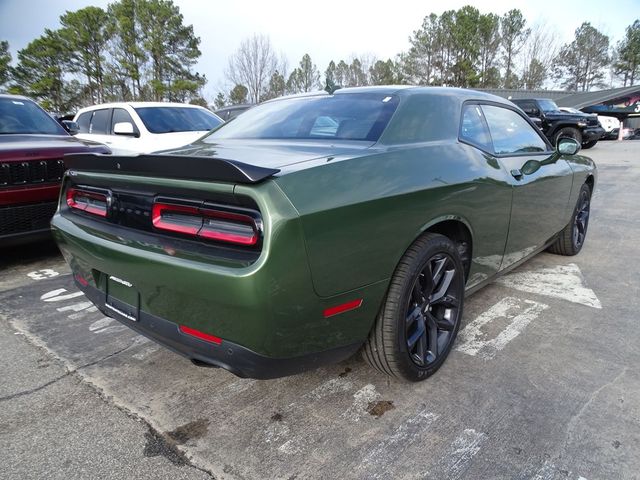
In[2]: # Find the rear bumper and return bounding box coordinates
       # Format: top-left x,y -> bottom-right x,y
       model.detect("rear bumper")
80,280 -> 361,379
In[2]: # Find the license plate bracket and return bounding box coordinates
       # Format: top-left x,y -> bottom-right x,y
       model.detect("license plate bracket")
105,275 -> 139,322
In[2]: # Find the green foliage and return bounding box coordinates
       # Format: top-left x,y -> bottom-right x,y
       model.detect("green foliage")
614,20 -> 640,86
553,22 -> 610,91
59,6 -> 111,104
263,70 -> 286,100
0,41 -> 11,90
287,54 -> 320,94
229,84 -> 248,105
500,9 -> 529,88
369,59 -> 396,85
213,92 -> 226,109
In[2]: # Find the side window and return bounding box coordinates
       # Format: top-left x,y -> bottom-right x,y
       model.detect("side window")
481,105 -> 548,155
111,108 -> 137,134
89,109 -> 111,134
460,104 -> 492,151
76,112 -> 91,133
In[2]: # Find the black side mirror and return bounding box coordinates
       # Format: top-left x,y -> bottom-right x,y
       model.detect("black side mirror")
62,120 -> 79,135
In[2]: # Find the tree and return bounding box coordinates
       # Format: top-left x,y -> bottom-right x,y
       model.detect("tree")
553,22 -> 610,92
347,58 -> 368,86
334,60 -> 349,87
614,20 -> 640,86
477,13 -> 501,87
263,70 -> 286,100
138,0 -> 202,101
229,84 -> 248,104
213,92 -> 226,109
500,9 -> 529,88
369,59 -> 396,85
0,41 -> 11,90
59,6 -> 111,104
107,0 -> 146,100
519,21 -> 559,90
11,30 -> 78,112
287,54 -> 320,93
325,60 -> 336,86
226,34 -> 278,104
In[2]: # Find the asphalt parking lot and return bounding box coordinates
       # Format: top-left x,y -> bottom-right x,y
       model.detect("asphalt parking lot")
1,141 -> 639,480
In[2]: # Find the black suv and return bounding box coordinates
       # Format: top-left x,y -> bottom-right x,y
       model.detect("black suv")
512,98 -> 605,149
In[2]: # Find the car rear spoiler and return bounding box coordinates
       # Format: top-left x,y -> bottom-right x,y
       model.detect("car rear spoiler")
63,153 -> 280,184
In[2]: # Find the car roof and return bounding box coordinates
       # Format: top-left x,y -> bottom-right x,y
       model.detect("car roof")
0,93 -> 35,102
76,102 -> 209,113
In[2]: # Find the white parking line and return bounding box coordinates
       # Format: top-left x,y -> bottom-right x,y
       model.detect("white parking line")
341,384 -> 380,421
40,288 -> 85,302
56,302 -> 94,312
456,297 -> 549,359
442,428 -> 487,479
496,263 -> 602,309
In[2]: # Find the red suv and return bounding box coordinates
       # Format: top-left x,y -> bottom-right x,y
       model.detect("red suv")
1,95 -> 110,246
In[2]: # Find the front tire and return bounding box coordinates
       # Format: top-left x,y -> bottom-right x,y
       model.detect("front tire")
362,233 -> 465,381
554,127 -> 582,146
548,183 -> 592,256
582,140 -> 597,149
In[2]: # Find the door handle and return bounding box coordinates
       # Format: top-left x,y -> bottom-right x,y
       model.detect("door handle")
510,169 -> 523,180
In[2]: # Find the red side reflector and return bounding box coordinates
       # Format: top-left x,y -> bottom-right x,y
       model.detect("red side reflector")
74,273 -> 89,287
179,325 -> 222,345
323,299 -> 363,318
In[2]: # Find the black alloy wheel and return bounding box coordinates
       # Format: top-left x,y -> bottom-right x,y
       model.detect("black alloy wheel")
405,253 -> 461,367
573,188 -> 590,249
363,233 -> 465,381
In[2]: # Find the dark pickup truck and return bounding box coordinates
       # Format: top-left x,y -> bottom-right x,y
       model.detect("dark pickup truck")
511,98 -> 605,149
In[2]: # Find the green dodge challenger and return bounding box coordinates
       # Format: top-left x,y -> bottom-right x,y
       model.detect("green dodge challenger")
52,87 -> 595,381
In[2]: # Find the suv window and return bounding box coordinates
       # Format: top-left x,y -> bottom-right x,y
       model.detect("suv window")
111,108 -> 137,134
460,104 -> 492,151
481,105 -> 547,155
76,112 -> 92,133
89,109 -> 111,134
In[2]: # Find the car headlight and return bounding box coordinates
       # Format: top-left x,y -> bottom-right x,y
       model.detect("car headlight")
577,122 -> 587,127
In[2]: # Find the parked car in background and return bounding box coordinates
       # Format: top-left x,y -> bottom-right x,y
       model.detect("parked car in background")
53,87 -> 595,381
73,102 -> 223,155
213,104 -> 252,122
0,94 -> 110,246
512,98 -> 604,149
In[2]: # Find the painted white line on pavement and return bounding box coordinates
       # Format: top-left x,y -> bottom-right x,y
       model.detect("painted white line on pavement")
341,384 -> 380,421
443,428 -> 487,479
56,301 -> 94,312
40,288 -> 85,302
89,317 -> 116,331
496,263 -> 602,309
456,297 -> 549,359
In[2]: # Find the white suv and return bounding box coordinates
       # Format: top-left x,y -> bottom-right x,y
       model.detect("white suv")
73,102 -> 223,155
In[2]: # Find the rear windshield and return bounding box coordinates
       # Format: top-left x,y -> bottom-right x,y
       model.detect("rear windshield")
202,93 -> 399,142
134,106 -> 223,134
0,97 -> 67,135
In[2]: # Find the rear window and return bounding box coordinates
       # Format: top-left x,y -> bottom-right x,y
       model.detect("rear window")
134,106 -> 222,134
203,93 -> 399,142
0,97 -> 67,135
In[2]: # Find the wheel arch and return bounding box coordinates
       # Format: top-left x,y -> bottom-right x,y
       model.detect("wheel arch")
585,174 -> 595,192
415,216 -> 474,281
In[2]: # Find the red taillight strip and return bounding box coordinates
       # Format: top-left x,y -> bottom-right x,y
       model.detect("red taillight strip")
66,187 -> 108,217
152,202 -> 260,246
179,325 -> 222,345
152,203 -> 201,235
323,299 -> 363,318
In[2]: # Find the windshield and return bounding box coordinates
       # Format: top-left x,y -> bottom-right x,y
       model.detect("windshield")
538,99 -> 560,113
0,97 -> 67,135
134,106 -> 223,134
202,93 -> 399,142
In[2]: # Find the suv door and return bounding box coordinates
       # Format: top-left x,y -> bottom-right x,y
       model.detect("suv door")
75,108 -> 113,147
479,104 -> 573,268
107,108 -> 141,155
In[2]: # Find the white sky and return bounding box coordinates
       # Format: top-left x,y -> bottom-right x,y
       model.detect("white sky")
1,0 -> 639,100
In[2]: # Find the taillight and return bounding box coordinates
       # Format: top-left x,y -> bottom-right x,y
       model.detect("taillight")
66,187 -> 109,217
152,201 -> 260,246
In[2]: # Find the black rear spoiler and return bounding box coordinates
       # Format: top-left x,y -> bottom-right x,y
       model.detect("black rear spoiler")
63,153 -> 280,184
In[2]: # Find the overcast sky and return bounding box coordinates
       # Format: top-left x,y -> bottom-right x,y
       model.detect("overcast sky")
1,0 -> 639,100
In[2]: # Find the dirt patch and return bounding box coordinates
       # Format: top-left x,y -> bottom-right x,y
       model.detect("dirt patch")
271,412 -> 283,422
167,418 -> 210,444
338,367 -> 352,377
143,429 -> 188,466
367,400 -> 395,418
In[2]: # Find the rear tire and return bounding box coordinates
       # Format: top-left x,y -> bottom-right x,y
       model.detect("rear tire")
548,183 -> 592,256
553,127 -> 582,146
582,140 -> 597,149
362,233 -> 465,382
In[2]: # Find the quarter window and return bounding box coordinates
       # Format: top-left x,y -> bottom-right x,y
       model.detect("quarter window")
460,104 -> 492,151
481,105 -> 547,155
76,112 -> 91,133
